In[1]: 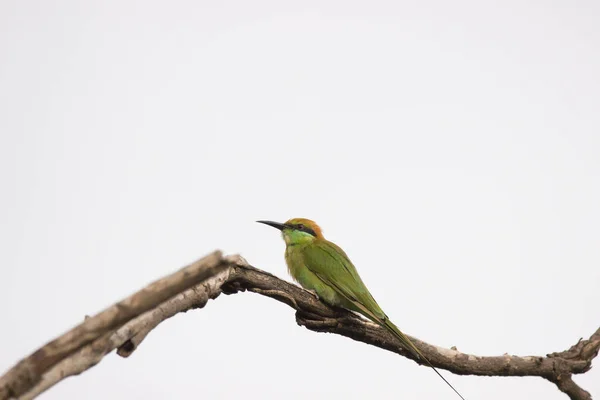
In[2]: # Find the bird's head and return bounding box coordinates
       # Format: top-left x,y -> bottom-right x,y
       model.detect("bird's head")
257,218 -> 324,245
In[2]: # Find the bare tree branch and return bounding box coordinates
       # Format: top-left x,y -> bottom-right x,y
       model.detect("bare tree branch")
1,252 -> 598,400
0,251 -> 228,399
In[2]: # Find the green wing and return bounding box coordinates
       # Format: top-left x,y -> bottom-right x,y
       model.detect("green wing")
300,240 -> 424,360
301,240 -> 387,322
301,241 -> 467,400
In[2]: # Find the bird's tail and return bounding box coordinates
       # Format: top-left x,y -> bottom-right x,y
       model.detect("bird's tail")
382,318 -> 466,400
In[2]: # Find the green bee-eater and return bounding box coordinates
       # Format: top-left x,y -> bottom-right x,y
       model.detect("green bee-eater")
258,218 -> 465,400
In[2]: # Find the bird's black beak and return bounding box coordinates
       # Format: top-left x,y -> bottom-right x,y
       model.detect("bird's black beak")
256,220 -> 288,231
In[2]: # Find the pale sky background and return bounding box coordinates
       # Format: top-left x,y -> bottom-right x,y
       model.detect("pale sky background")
1,1 -> 599,399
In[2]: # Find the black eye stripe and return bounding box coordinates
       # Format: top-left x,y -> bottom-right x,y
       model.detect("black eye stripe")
295,224 -> 316,237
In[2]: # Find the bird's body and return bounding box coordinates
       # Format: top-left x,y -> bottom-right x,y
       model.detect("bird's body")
285,236 -> 380,318
258,218 -> 465,400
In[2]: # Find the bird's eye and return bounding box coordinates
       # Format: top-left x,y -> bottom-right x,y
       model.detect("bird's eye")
297,224 -> 304,231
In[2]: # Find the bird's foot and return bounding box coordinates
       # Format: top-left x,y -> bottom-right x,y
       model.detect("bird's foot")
307,289 -> 320,300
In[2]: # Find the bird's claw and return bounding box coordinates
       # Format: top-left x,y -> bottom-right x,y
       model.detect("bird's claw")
307,289 -> 319,300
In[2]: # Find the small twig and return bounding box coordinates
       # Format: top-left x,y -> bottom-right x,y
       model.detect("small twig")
550,374 -> 592,400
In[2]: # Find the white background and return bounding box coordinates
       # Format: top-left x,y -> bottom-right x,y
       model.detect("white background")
1,1 -> 599,399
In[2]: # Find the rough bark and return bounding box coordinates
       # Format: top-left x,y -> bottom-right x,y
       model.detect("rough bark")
0,252 -> 597,400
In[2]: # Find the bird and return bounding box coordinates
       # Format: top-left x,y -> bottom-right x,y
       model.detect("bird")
258,217 -> 465,400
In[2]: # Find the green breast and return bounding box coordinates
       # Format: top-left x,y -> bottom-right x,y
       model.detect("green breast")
284,244 -> 351,308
